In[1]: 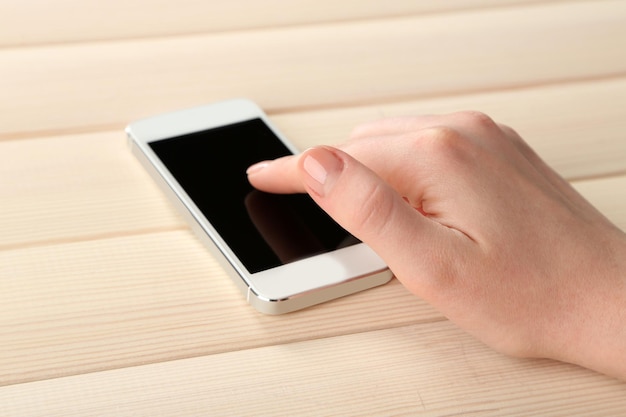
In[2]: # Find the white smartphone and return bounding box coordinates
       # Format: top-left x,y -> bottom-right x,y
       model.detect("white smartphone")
126,99 -> 392,314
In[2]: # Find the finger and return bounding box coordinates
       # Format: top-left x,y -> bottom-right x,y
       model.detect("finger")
249,112 -> 502,197
349,115 -> 441,141
247,154 -> 305,194
298,146 -> 468,297
338,124 -> 478,213
348,111 -> 500,141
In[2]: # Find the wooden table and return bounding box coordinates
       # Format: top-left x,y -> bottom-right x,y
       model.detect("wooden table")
2,1 -> 626,415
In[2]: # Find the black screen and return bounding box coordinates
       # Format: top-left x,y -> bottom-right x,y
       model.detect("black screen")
149,118 -> 359,273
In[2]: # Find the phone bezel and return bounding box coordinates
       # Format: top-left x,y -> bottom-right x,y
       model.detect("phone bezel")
126,99 -> 392,314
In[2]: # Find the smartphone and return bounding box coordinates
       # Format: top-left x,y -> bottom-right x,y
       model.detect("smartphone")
126,99 -> 392,314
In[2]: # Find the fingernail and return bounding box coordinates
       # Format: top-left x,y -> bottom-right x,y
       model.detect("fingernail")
302,148 -> 343,197
246,161 -> 270,175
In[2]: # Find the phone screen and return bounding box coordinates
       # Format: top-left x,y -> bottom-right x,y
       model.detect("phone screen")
149,118 -> 359,273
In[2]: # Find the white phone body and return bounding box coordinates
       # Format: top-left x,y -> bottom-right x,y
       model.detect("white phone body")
126,99 -> 392,314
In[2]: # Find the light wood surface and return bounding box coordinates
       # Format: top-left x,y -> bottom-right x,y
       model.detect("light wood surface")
1,1 -> 625,415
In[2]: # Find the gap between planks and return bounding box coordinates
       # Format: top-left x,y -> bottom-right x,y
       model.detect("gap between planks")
1,320 -> 624,416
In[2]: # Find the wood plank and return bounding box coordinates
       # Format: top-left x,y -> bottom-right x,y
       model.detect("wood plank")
0,0 -> 564,47
2,78 -> 626,249
274,76 -> 626,181
0,230 -> 435,386
1,0 -> 625,137
573,176 -> 626,231
1,172 -> 625,386
3,0 -> 624,411
0,131 -> 183,249
1,321 -> 624,416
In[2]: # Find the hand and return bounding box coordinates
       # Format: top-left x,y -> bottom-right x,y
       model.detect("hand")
247,111 -> 626,379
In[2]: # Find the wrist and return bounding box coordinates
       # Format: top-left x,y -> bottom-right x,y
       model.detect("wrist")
552,229 -> 626,380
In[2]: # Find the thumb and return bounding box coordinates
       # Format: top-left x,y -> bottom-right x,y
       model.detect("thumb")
298,146 -> 447,289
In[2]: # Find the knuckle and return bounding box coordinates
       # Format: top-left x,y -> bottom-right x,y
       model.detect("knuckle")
457,110 -> 498,130
415,125 -> 469,161
349,123 -> 371,141
422,125 -> 463,147
497,122 -> 519,137
348,118 -> 392,140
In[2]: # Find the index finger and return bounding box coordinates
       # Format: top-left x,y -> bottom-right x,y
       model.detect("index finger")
247,154 -> 306,193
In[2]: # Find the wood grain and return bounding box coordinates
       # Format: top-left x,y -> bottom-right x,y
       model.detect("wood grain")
1,172 -> 624,385
0,0 -> 564,46
2,77 -> 626,249
0,230 -> 437,386
1,1 -> 625,137
2,0 -> 625,412
1,321 -> 624,416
